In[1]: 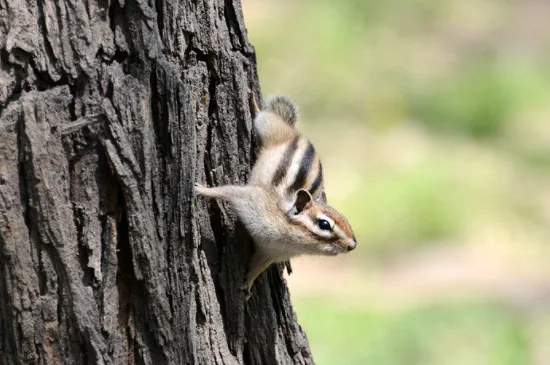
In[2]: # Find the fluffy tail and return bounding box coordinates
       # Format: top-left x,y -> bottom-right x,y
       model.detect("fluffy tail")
266,95 -> 298,127
250,93 -> 299,147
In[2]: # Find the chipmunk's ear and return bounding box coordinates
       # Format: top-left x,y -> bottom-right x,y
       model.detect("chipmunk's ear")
316,190 -> 327,204
294,189 -> 312,214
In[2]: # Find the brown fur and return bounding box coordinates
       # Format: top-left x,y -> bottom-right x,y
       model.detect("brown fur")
195,93 -> 356,299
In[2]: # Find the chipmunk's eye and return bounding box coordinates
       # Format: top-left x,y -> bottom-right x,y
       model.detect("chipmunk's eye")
317,219 -> 331,231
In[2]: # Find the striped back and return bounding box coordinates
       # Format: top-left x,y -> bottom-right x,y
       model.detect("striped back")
250,134 -> 324,207
249,95 -> 324,208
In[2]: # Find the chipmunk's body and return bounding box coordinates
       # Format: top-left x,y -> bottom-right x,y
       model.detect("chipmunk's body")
196,95 -> 356,297
249,97 -> 325,212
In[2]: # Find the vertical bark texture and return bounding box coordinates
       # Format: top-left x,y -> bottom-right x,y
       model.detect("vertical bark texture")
0,0 -> 315,364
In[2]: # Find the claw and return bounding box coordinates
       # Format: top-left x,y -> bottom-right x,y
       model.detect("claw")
249,92 -> 260,117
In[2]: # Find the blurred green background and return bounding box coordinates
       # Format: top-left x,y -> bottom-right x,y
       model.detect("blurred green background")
242,1 -> 550,364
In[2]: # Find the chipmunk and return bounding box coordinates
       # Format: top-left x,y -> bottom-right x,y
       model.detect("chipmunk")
195,94 -> 357,298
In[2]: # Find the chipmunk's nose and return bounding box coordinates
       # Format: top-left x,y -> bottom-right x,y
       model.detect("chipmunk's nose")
347,238 -> 357,251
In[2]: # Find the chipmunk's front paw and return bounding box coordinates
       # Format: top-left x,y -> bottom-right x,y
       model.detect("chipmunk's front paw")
194,183 -> 208,196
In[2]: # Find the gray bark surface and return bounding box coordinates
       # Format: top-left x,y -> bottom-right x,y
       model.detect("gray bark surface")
0,0 -> 315,364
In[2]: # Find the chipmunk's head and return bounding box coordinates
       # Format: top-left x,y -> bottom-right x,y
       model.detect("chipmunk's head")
287,189 -> 357,255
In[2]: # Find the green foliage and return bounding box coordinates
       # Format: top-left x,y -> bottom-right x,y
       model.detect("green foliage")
410,64 -> 512,137
342,164 -> 468,255
295,298 -> 530,365
250,0 -> 550,137
409,61 -> 550,138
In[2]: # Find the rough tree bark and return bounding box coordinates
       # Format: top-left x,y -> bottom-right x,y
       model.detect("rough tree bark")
0,0 -> 315,364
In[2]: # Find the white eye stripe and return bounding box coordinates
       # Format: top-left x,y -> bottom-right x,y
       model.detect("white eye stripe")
332,225 -> 344,238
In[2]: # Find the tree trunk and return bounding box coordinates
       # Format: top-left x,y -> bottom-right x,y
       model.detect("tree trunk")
0,0 -> 314,364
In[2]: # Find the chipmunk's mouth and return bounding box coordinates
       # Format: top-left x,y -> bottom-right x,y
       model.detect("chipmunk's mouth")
318,244 -> 346,256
